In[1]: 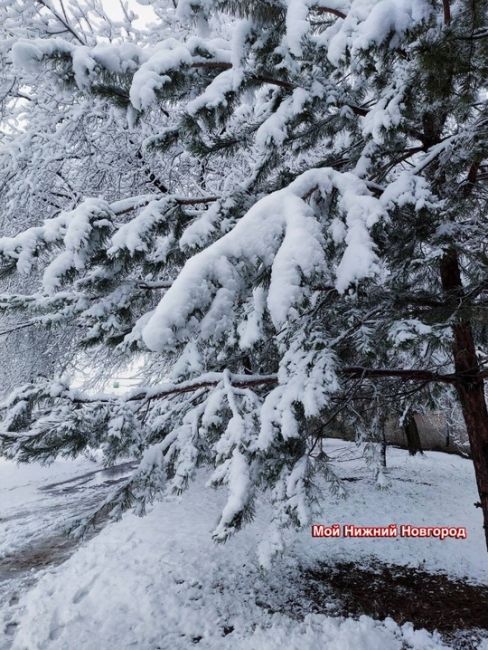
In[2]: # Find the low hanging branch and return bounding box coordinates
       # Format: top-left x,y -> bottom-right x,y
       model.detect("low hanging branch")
54,365 -> 488,408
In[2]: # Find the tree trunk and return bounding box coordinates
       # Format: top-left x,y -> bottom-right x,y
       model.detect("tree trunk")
404,410 -> 422,456
381,428 -> 387,468
440,249 -> 488,549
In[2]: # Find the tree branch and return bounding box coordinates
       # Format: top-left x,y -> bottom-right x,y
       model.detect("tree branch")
342,366 -> 460,383
62,365 -> 488,407
191,62 -> 295,91
442,0 -> 451,26
35,0 -> 86,45
0,321 -> 38,337
175,196 -> 219,205
253,75 -> 295,91
313,6 -> 347,20
110,194 -> 219,217
138,281 -> 173,290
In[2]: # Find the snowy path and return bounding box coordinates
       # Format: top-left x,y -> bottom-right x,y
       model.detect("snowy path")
1,444 -> 488,649
0,458 -> 135,647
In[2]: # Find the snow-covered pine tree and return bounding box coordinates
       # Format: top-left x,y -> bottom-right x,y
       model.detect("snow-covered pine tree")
0,0 -> 487,556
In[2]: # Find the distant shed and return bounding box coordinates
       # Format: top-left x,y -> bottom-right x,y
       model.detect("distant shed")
327,412 -> 470,457
386,412 -> 470,456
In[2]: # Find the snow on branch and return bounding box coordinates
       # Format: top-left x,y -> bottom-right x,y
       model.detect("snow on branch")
4,365 -> 465,411
0,198 -> 114,284
11,32 -> 295,118
129,36 -> 231,110
12,37 -> 146,88
285,0 -> 348,56
0,192 -> 219,279
324,0 -> 434,65
142,167 -> 385,353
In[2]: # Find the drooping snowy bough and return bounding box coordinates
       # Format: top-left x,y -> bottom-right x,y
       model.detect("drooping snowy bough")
1,0 -> 488,558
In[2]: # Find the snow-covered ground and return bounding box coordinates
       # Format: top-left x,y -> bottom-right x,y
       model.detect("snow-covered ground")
1,442 -> 487,649
1,457 -> 103,560
0,456 -> 135,644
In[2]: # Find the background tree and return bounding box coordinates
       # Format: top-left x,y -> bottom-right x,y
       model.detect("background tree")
0,0 -> 175,394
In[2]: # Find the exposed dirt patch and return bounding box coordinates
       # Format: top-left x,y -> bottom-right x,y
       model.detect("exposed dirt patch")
295,562 -> 488,648
0,535 -> 75,577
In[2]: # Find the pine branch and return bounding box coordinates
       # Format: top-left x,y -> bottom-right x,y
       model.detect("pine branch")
342,367 -> 460,384
0,321 -> 38,337
57,365 -> 488,408
175,196 -> 219,205
313,6 -> 347,20
138,281 -> 173,290
253,75 -> 295,91
191,62 -> 295,91
455,28 -> 488,40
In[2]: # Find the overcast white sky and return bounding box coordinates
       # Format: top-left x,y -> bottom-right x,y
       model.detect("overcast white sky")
101,0 -> 156,26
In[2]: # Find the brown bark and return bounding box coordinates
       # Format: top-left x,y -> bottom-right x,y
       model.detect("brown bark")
442,0 -> 451,26
404,411 -> 423,456
440,249 -> 488,549
314,6 -> 347,20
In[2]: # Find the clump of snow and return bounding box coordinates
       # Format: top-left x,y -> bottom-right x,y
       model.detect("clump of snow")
388,319 -> 433,346
11,38 -> 73,71
186,68 -> 237,115
179,195 -> 237,250
212,448 -> 251,541
285,0 -> 312,56
130,39 -> 193,110
255,88 -> 311,150
176,0 -> 216,24
380,172 -> 436,211
326,0 -> 433,65
130,36 -> 231,111
284,0 -> 348,56
257,331 -> 338,449
42,199 -> 113,293
108,198 -> 173,255
360,84 -> 404,144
